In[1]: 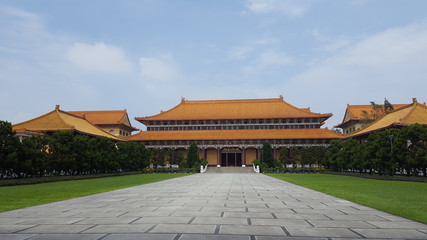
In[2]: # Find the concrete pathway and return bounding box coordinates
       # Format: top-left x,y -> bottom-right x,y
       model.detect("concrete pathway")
0,173 -> 426,240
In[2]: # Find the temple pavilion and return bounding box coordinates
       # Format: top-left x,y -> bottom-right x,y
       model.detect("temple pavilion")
12,105 -> 123,141
68,110 -> 138,137
350,98 -> 427,140
127,96 -> 343,167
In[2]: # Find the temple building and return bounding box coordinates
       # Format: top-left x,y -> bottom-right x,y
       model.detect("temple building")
68,110 -> 138,137
335,103 -> 406,135
127,97 -> 343,166
12,105 -> 123,141
350,98 -> 427,140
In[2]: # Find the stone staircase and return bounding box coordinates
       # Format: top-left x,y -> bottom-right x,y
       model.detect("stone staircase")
205,166 -> 255,173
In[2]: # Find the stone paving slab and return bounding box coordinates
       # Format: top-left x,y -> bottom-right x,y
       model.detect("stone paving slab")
0,173 -> 426,239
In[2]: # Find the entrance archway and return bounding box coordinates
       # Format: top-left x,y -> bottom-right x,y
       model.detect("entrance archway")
220,148 -> 242,166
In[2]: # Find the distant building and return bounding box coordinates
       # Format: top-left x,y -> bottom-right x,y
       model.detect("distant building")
350,98 -> 427,140
335,103 -> 406,135
68,110 -> 138,137
12,105 -> 122,141
128,97 -> 342,166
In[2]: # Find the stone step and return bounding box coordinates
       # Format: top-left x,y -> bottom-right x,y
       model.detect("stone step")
205,166 -> 255,173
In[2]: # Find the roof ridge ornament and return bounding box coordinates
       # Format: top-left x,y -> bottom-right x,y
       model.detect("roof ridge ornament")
412,98 -> 418,104
181,97 -> 186,103
55,105 -> 60,110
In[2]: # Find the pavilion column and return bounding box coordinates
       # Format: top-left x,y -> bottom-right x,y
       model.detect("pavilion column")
217,148 -> 221,167
242,148 -> 246,167
257,148 -> 261,160
273,148 -> 277,160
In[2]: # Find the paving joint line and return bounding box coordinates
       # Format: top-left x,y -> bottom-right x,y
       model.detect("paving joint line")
116,212 -> 128,217
144,224 -> 158,233
281,226 -> 291,236
172,233 -> 182,240
12,225 -> 37,234
96,233 -> 110,240
187,217 -> 195,224
214,224 -> 220,234
337,209 -> 348,215
348,228 -> 367,238
129,217 -> 142,224
78,224 -> 98,233
304,219 -> 315,227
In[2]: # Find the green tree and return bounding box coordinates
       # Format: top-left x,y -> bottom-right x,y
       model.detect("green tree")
278,147 -> 290,166
186,142 -> 200,168
400,124 -> 427,176
0,121 -> 20,178
325,140 -> 343,171
49,131 -> 77,175
261,142 -> 275,168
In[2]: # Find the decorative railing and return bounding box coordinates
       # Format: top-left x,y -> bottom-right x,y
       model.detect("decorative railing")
253,164 -> 260,173
200,165 -> 208,173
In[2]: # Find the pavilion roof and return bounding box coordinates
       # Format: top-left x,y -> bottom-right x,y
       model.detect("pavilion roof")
126,128 -> 343,141
136,97 -> 332,123
68,110 -> 138,131
350,98 -> 427,138
335,103 -> 406,128
13,106 -> 123,141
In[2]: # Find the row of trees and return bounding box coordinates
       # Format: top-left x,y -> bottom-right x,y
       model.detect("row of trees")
324,124 -> 427,176
257,124 -> 427,176
0,121 -> 201,178
257,142 -> 327,171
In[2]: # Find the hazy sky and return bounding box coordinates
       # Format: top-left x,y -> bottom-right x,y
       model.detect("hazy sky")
1,0 -> 427,130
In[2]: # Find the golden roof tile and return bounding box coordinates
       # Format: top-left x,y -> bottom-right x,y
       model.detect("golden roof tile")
350,99 -> 427,138
68,110 -> 138,131
136,97 -> 332,122
13,107 -> 123,141
335,103 -> 407,128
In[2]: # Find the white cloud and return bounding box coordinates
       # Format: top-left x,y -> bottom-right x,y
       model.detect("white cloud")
245,0 -> 309,16
243,49 -> 292,74
309,28 -> 352,52
139,53 -> 181,84
0,6 -> 40,20
229,46 -> 253,60
284,20 -> 427,127
66,42 -> 133,73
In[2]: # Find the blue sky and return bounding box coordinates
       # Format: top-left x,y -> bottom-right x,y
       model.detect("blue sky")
1,0 -> 427,130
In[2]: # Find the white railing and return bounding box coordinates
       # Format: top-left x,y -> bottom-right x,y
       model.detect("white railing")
200,165 -> 208,173
253,165 -> 260,173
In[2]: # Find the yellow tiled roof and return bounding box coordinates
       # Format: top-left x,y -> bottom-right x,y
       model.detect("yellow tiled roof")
68,110 -> 138,131
126,128 -> 343,141
351,99 -> 427,137
136,97 -> 332,122
13,107 -> 123,141
335,103 -> 406,128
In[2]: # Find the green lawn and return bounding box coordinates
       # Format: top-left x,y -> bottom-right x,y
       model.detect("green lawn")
267,174 -> 427,224
0,174 -> 190,213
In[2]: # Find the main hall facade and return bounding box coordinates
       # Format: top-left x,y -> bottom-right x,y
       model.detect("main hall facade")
127,97 -> 342,167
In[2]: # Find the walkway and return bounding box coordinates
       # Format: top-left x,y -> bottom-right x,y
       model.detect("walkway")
0,173 -> 426,240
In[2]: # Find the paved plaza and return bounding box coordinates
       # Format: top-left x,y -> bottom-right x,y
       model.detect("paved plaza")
0,173 -> 426,240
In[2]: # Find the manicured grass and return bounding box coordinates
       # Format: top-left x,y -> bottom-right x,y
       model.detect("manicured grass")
267,174 -> 427,224
0,174 -> 190,213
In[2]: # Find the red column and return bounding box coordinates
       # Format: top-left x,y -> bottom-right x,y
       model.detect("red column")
273,148 -> 277,159
217,148 -> 220,166
257,148 -> 261,160
242,148 -> 246,166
